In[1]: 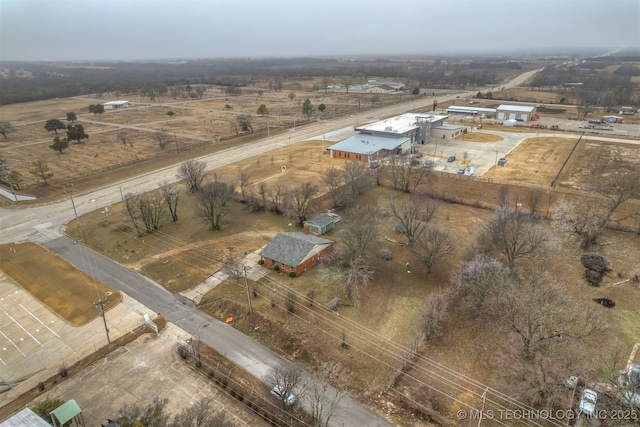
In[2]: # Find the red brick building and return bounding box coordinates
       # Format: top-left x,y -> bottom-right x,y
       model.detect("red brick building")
259,232 -> 334,276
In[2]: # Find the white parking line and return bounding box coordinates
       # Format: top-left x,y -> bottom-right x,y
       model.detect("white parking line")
0,306 -> 42,346
0,328 -> 25,357
18,303 -> 60,338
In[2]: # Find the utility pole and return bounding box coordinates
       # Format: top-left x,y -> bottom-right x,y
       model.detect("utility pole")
95,296 -> 111,344
64,183 -> 79,221
243,265 -> 253,314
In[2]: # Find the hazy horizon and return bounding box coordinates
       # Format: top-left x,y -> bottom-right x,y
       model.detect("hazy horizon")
1,0 -> 639,62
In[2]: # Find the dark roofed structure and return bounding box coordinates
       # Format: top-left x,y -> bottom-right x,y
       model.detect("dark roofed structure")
259,232 -> 334,276
304,213 -> 337,235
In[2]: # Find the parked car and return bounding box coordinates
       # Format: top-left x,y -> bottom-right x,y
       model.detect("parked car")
464,166 -> 475,176
447,155 -> 456,163
423,159 -> 434,168
498,158 -> 508,167
578,388 -> 597,417
457,167 -> 466,174
271,385 -> 296,406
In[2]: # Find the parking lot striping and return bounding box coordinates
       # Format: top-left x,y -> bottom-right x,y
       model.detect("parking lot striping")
17,302 -> 60,338
0,306 -> 42,346
0,358 -> 6,367
0,328 -> 25,356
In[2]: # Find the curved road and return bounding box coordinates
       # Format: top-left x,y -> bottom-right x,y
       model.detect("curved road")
0,69 -> 541,426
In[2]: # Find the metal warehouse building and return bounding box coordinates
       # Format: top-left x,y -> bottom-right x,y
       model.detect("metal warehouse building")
496,104 -> 536,122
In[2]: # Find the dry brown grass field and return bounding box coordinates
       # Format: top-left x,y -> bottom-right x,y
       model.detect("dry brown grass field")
0,85 -> 405,201
0,242 -> 121,326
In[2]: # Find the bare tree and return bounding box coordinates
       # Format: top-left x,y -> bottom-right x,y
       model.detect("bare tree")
342,160 -> 371,197
341,76 -> 353,94
554,172 -> 639,248
236,115 -> 253,133
306,362 -> 350,427
285,182 -> 318,226
194,178 -> 235,230
450,254 -> 512,319
345,255 -> 374,305
372,161 -> 386,186
339,204 -> 382,259
526,187 -> 545,216
322,166 -> 347,208
269,181 -> 286,214
28,160 -> 53,185
388,157 -> 433,193
477,207 -> 549,269
0,122 -> 14,139
228,118 -> 239,136
178,159 -> 207,193
154,129 -> 171,149
414,225 -> 457,274
237,168 -> 251,200
119,396 -> 170,427
321,77 -> 332,94
136,192 -> 165,233
123,193 -> 143,236
501,273 -> 606,361
386,195 -> 439,246
169,398 -> 232,427
159,181 -> 179,222
496,185 -> 511,209
421,290 -> 452,341
256,182 -> 269,211
266,363 -> 304,409
116,130 -> 132,147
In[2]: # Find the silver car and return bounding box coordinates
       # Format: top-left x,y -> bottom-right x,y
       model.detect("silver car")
578,388 -> 597,417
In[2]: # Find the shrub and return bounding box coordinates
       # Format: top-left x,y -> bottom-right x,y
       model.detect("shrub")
273,265 -> 280,272
285,290 -> 297,313
258,259 -> 264,265
289,271 -> 296,278
378,249 -> 393,261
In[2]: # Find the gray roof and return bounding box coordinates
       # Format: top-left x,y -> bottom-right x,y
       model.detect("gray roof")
305,213 -> 335,228
1,408 -> 52,427
496,104 -> 535,113
260,232 -> 333,267
447,106 -> 496,113
328,134 -> 409,156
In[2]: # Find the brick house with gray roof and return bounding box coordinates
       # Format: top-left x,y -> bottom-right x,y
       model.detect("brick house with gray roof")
259,232 -> 334,276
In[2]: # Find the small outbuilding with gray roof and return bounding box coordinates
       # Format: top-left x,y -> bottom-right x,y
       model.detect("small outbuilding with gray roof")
304,212 -> 338,235
260,232 -> 334,276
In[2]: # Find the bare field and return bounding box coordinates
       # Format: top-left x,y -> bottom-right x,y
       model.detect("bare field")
0,97 -> 101,123
454,132 -> 503,143
482,137 -> 575,185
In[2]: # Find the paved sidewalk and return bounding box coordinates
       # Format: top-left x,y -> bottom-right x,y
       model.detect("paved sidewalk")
180,248 -> 270,304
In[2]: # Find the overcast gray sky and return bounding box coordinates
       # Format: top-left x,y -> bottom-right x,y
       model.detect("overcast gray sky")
1,0 -> 638,61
